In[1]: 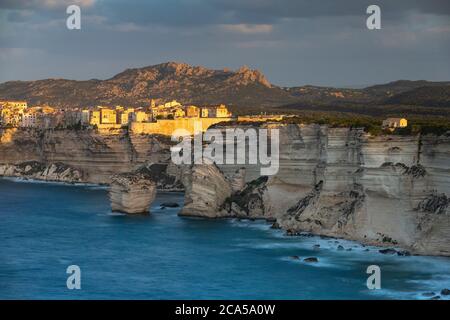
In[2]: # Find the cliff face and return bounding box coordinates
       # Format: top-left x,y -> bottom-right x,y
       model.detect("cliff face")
1,125 -> 449,256
0,161 -> 82,183
0,128 -> 173,184
210,124 -> 449,256
110,172 -> 157,214
180,163 -> 233,218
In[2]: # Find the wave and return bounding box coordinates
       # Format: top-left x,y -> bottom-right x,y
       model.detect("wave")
0,176 -> 108,189
228,218 -> 273,231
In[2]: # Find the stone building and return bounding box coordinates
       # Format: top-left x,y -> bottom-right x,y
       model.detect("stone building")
99,107 -> 117,124
185,105 -> 200,118
0,100 -> 28,127
201,104 -> 232,118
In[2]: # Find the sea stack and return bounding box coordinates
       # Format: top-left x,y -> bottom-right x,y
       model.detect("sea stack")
109,172 -> 156,214
180,162 -> 232,218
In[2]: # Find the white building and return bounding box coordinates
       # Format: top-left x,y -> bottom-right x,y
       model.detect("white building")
21,113 -> 38,128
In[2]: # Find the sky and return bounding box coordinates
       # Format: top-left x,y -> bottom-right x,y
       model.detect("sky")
0,0 -> 449,87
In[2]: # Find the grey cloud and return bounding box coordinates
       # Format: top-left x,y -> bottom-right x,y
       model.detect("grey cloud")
3,0 -> 449,28
0,0 -> 449,86
93,0 -> 450,28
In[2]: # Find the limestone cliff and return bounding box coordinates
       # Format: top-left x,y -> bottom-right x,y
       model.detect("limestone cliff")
215,124 -> 450,256
109,172 -> 156,214
180,162 -> 233,218
1,124 -> 449,256
0,161 -> 82,183
0,128 -> 174,185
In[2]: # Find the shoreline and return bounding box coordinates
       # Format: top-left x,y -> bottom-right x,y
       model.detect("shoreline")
0,175 -> 184,192
1,175 -> 448,259
1,176 -> 450,300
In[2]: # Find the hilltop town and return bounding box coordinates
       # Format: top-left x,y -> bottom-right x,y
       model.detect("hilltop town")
0,97 -> 296,137
0,99 -> 239,135
0,98 -> 412,137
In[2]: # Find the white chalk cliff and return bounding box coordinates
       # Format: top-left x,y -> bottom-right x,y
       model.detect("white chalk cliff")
184,124 -> 449,256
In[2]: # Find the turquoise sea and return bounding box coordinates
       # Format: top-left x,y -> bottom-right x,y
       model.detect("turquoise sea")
0,178 -> 449,300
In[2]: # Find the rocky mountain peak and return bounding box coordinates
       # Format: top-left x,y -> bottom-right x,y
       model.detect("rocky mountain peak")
232,65 -> 272,88
0,61 -> 292,108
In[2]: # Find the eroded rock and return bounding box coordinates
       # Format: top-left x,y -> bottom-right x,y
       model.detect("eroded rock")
180,162 -> 232,218
0,161 -> 82,182
109,172 -> 156,214
222,176 -> 269,218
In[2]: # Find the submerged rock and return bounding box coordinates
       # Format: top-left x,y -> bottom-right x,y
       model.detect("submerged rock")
285,230 -> 302,236
109,172 -> 156,214
396,250 -> 411,256
271,222 -> 280,229
379,248 -> 397,255
160,202 -> 180,208
441,289 -> 450,296
422,292 -> 436,297
303,257 -> 319,263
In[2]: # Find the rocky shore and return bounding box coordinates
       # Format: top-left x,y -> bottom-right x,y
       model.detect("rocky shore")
179,124 -> 450,257
0,161 -> 83,183
1,125 -> 449,256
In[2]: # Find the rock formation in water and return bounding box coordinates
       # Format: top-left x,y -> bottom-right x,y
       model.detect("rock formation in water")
1,123 -> 449,256
109,172 -> 157,214
180,162 -> 232,218
0,161 -> 82,182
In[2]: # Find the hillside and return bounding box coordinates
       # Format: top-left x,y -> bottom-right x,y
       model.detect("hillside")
0,62 -> 297,109
364,80 -> 450,98
385,85 -> 450,107
0,63 -> 448,114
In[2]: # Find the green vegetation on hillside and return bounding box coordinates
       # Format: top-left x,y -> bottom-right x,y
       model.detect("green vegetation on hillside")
279,111 -> 450,136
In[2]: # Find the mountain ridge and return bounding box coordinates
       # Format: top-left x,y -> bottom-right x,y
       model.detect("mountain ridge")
0,62 -> 448,111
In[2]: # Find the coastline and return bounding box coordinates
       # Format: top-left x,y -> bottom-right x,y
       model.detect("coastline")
0,175 -> 442,258
1,177 -> 449,300
0,175 -> 183,192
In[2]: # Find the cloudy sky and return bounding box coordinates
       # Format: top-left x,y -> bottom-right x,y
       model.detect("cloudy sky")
0,0 -> 449,87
